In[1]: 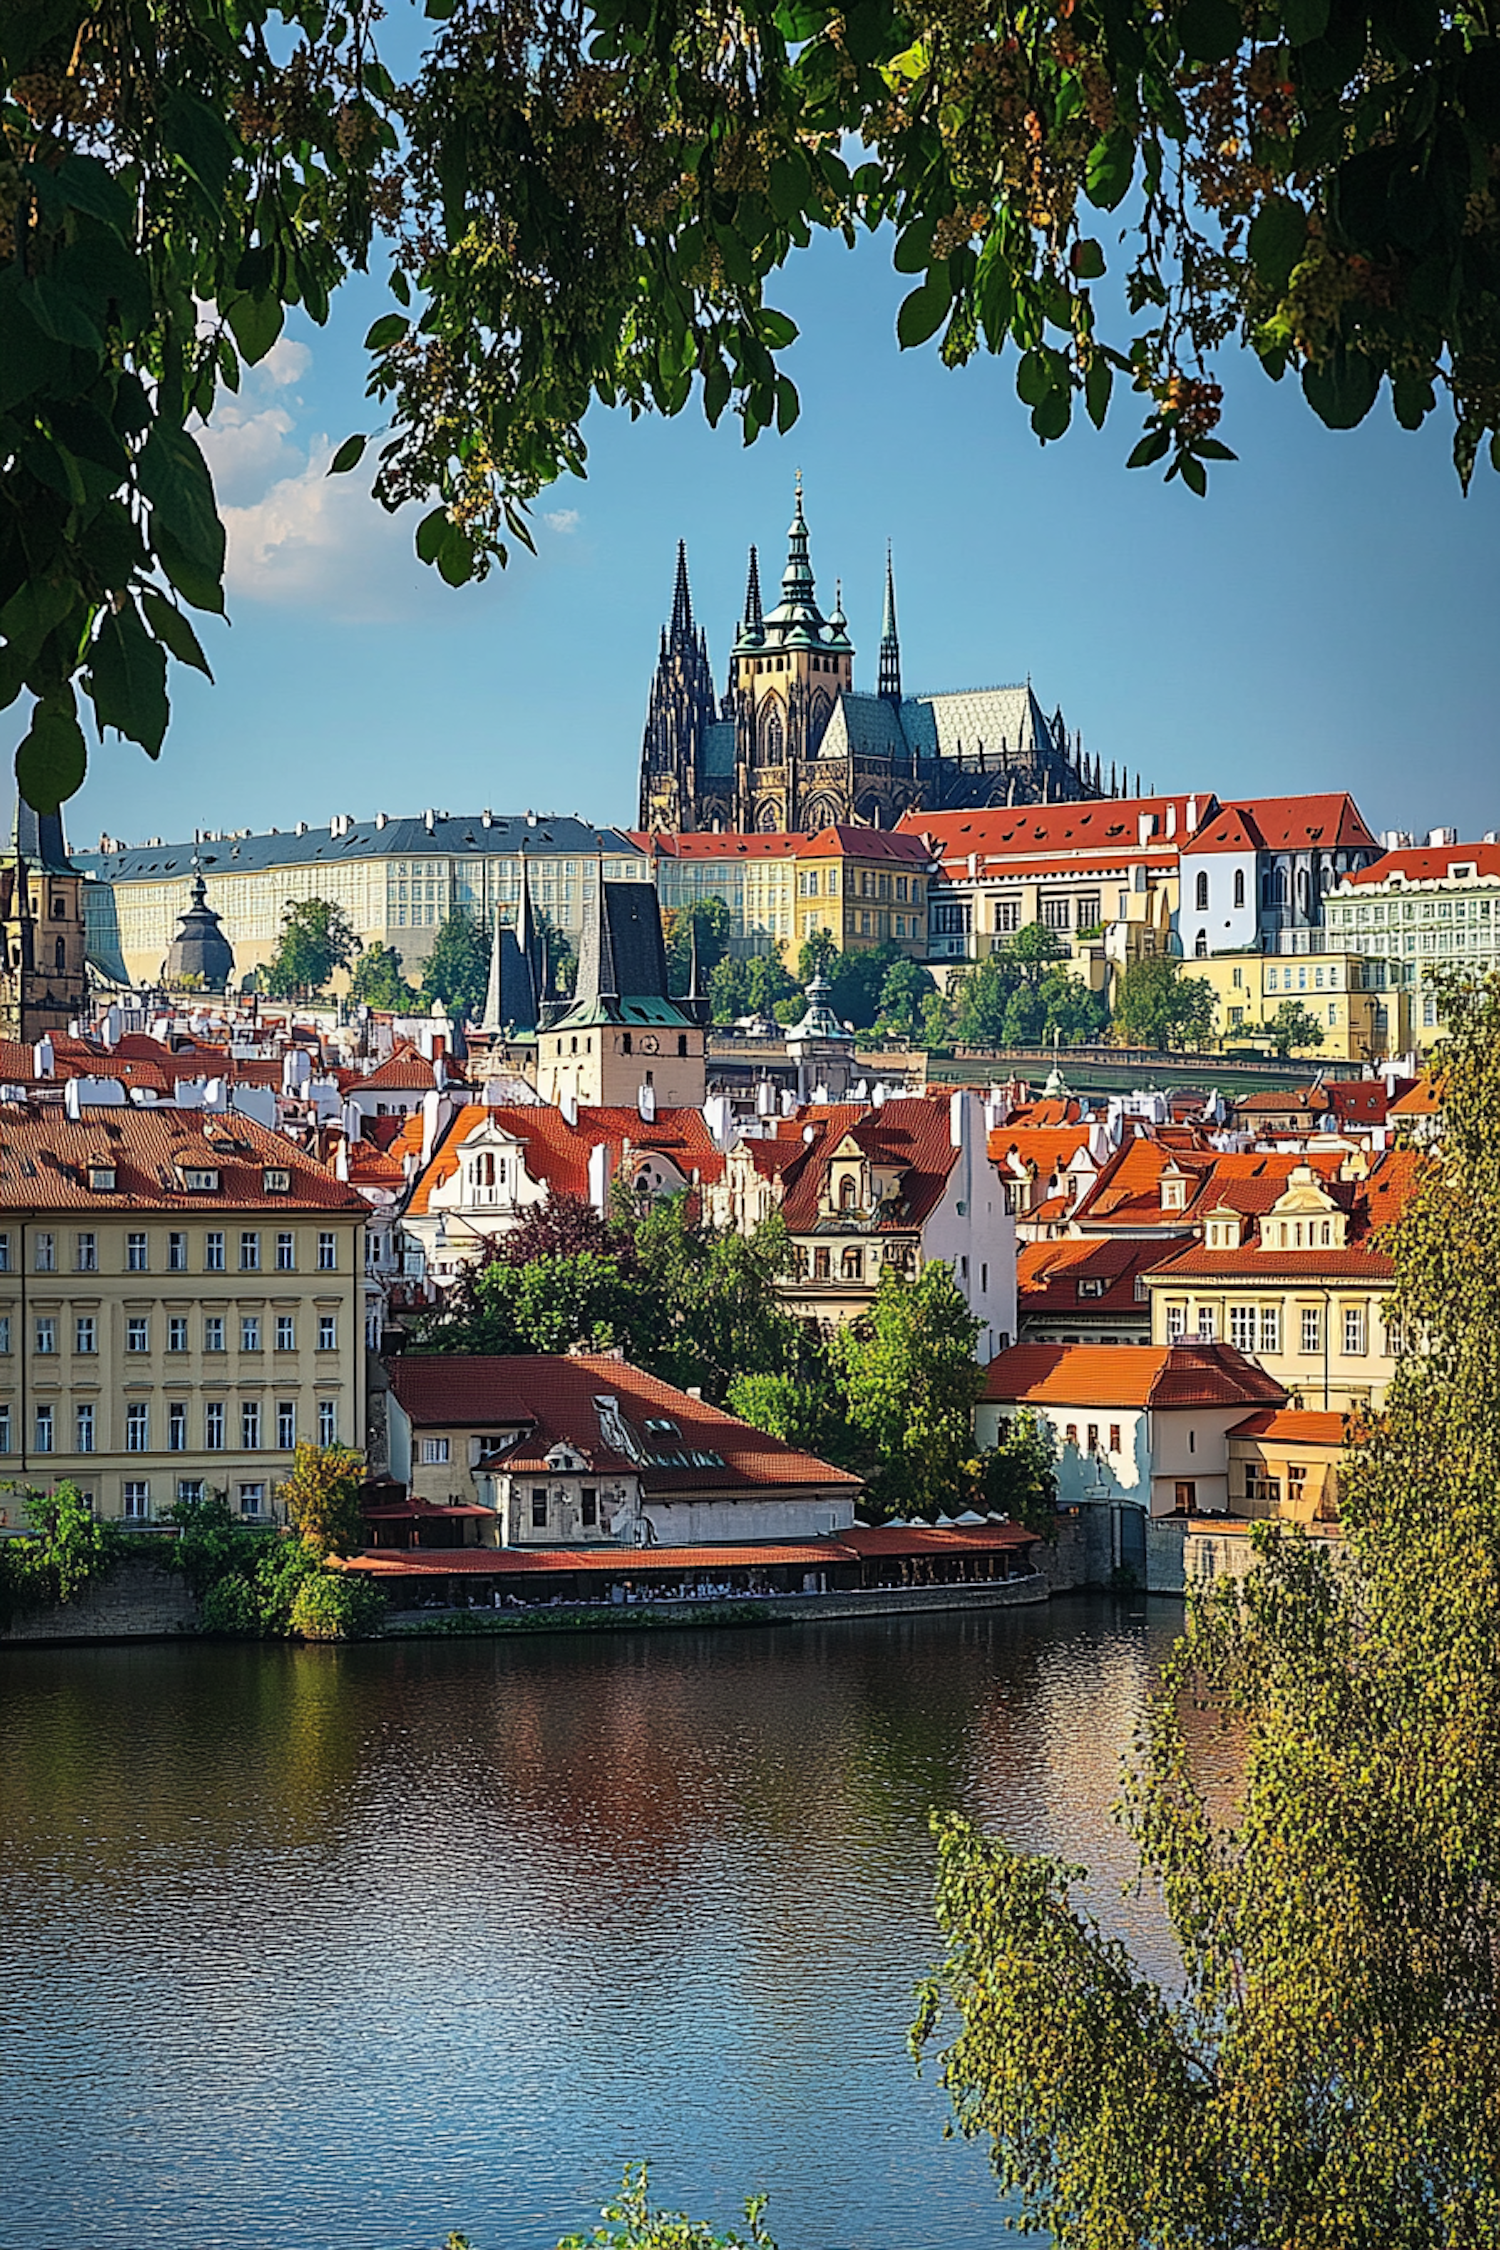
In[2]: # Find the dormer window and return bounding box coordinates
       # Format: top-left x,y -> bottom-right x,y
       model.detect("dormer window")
839,1173 -> 859,1211
1076,1277 -> 1104,1299
87,1164 -> 116,1192
262,1167 -> 291,1194
180,1167 -> 219,1193
1161,1175 -> 1186,1212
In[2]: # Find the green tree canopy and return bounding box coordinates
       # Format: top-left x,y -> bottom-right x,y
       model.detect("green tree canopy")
349,941 -> 417,1012
875,956 -> 938,1040
797,930 -> 839,985
827,1262 -> 985,1518
829,940 -> 903,1031
7,0 -> 1497,810
280,1441 -> 367,1559
262,897 -> 359,999
664,897 -> 731,995
422,909 -> 490,1019
1113,954 -> 1217,1049
1266,997 -> 1327,1057
912,973 -> 1500,2250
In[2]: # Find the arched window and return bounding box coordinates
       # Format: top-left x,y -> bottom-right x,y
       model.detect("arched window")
53,937 -> 65,973
759,706 -> 784,766
1274,867 -> 1289,908
1233,869 -> 1245,909
839,1173 -> 858,1211
1194,930 -> 1208,958
1195,871 -> 1208,912
842,1246 -> 863,1281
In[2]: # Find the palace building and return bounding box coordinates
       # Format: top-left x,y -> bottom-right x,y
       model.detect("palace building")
638,481 -> 1101,836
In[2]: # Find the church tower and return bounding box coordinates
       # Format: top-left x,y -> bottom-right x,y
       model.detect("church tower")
0,798 -> 89,1040
728,477 -> 854,831
638,542 -> 719,832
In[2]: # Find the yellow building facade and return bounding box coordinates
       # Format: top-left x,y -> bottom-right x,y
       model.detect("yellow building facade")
0,1107 -> 368,1525
1190,949 -> 1407,1060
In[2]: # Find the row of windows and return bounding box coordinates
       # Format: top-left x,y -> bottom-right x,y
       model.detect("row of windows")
55,1479 -> 270,1522
0,1229 -> 340,1276
1193,870 -> 1248,912
1061,1422 -> 1125,1455
1165,1304 -> 1373,1353
0,1398 -> 338,1453
3,1313 -> 336,1355
1335,895 -> 1494,928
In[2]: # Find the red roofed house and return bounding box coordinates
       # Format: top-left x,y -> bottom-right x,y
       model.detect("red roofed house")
1177,792 -> 1380,962
1016,1235 -> 1178,1345
380,1350 -> 863,1547
401,1101 -> 726,1283
1328,839 -> 1500,1048
978,1340 -> 1287,1524
1142,1150 -> 1422,1410
705,1089 -> 1016,1353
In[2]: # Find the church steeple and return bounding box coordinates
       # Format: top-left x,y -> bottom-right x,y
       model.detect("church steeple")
639,539 -> 719,830
732,544 -> 765,655
669,539 -> 694,650
777,472 -> 819,622
879,543 -> 902,704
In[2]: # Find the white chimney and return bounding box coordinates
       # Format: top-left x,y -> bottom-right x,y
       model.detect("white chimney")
64,1075 -> 82,1119
1166,803 -> 1177,839
587,1138 -> 612,1212
637,1081 -> 657,1121
1186,796 -> 1199,833
949,1087 -> 967,1150
1138,813 -> 1153,848
559,1088 -> 578,1126
33,1035 -> 54,1078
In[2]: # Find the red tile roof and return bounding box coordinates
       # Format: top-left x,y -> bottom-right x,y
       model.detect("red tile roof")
345,1541 -> 846,1577
356,1043 -> 443,1091
385,1352 -> 863,1494
1229,1408 -> 1351,1447
1186,793 -> 1377,855
1149,1242 -> 1394,1282
988,1124 -> 1094,1177
897,797 -> 1212,869
775,1094 -> 960,1234
0,1103 -> 365,1212
983,1340 -> 1286,1410
1018,1235 -> 1178,1317
1345,843 -> 1500,885
796,826 -> 932,862
839,1523 -> 1035,1556
406,1102 -> 725,1216
633,830 -> 801,859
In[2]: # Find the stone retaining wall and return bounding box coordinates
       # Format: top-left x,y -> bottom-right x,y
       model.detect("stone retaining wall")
1,1559 -> 200,1646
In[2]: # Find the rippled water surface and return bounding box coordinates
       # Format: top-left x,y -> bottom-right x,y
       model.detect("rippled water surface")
0,1598 -> 1181,2250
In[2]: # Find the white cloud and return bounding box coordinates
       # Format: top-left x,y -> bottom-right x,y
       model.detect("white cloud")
219,433 -> 426,620
261,337 -> 311,387
543,507 -> 581,535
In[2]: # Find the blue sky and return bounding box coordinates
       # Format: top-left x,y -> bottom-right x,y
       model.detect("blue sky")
23,47 -> 1500,852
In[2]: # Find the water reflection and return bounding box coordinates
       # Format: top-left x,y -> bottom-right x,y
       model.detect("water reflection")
0,1598 -> 1180,2250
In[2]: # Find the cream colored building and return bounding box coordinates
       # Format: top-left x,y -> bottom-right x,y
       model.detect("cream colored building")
1327,840 -> 1500,1048
0,1104 -> 368,1525
634,831 -> 799,961
80,813 -> 645,990
1142,1163 -> 1407,1412
1190,949 -> 1409,1061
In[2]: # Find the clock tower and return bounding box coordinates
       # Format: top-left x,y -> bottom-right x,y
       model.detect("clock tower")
537,878 -> 706,1111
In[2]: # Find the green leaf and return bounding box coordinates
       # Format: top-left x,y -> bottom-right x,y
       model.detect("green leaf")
1016,350 -> 1052,408
1127,424 -> 1172,468
976,234 -> 1014,353
1179,0 -> 1244,62
1178,450 -> 1208,496
768,157 -> 806,227
88,602 -> 169,756
154,526 -> 226,614
328,433 -> 368,476
416,507 -> 450,565
364,313 -> 410,352
0,576 -> 75,664
1281,0 -> 1331,40
702,357 -> 731,427
1302,350 -> 1382,430
141,589 -> 214,681
759,307 -> 799,351
1085,128 -> 1135,213
894,219 -> 936,275
224,291 -> 284,366
1391,370 -> 1435,431
26,276 -> 104,354
162,88 -> 237,202
1195,437 -> 1238,460
436,525 -> 475,588
897,276 -> 952,350
16,694 -> 87,814
1071,238 -> 1107,280
1084,352 -> 1113,430
39,154 -> 133,233
775,375 -> 799,435
1031,387 -> 1072,441
1247,197 -> 1309,295
138,424 -> 225,580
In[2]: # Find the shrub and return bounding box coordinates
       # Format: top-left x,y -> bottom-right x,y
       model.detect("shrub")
289,1569 -> 385,1642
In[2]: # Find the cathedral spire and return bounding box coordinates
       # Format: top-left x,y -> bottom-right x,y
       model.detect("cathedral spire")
740,544 -> 764,645
878,543 -> 902,704
669,539 -> 694,650
780,472 -> 817,610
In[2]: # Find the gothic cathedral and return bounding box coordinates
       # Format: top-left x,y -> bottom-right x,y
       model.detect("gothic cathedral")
639,481 -> 1103,835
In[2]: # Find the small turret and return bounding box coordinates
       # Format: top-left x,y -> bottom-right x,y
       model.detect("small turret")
878,543 -> 902,704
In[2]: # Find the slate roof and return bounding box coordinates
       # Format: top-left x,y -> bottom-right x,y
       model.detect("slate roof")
552,879 -> 694,1033
78,813 -> 641,884
700,720 -> 738,777
983,1340 -> 1287,1410
0,1103 -> 365,1211
384,1352 -> 863,1495
13,799 -> 76,874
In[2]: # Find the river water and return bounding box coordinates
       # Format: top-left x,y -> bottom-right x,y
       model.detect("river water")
0,1599 -> 1180,2250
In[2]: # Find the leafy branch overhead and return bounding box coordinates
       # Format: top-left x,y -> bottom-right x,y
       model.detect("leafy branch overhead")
4,0 -> 1497,808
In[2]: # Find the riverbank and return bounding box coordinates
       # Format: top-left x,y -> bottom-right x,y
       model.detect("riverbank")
383,1574 -> 1050,1640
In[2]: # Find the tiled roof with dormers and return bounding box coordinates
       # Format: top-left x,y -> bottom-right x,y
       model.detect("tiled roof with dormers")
0,1103 -> 365,1212
774,1094 -> 961,1234
899,796 -> 1211,871
1185,793 -> 1377,856
384,1352 -> 862,1495
404,1103 -> 725,1217
1018,1235 -> 1180,1319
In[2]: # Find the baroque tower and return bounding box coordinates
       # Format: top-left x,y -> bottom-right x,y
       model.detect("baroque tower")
0,798 -> 89,1040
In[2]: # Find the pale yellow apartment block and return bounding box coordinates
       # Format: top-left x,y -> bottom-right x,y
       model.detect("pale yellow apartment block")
79,813 -> 645,990
0,1106 -> 368,1527
1190,949 -> 1409,1061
